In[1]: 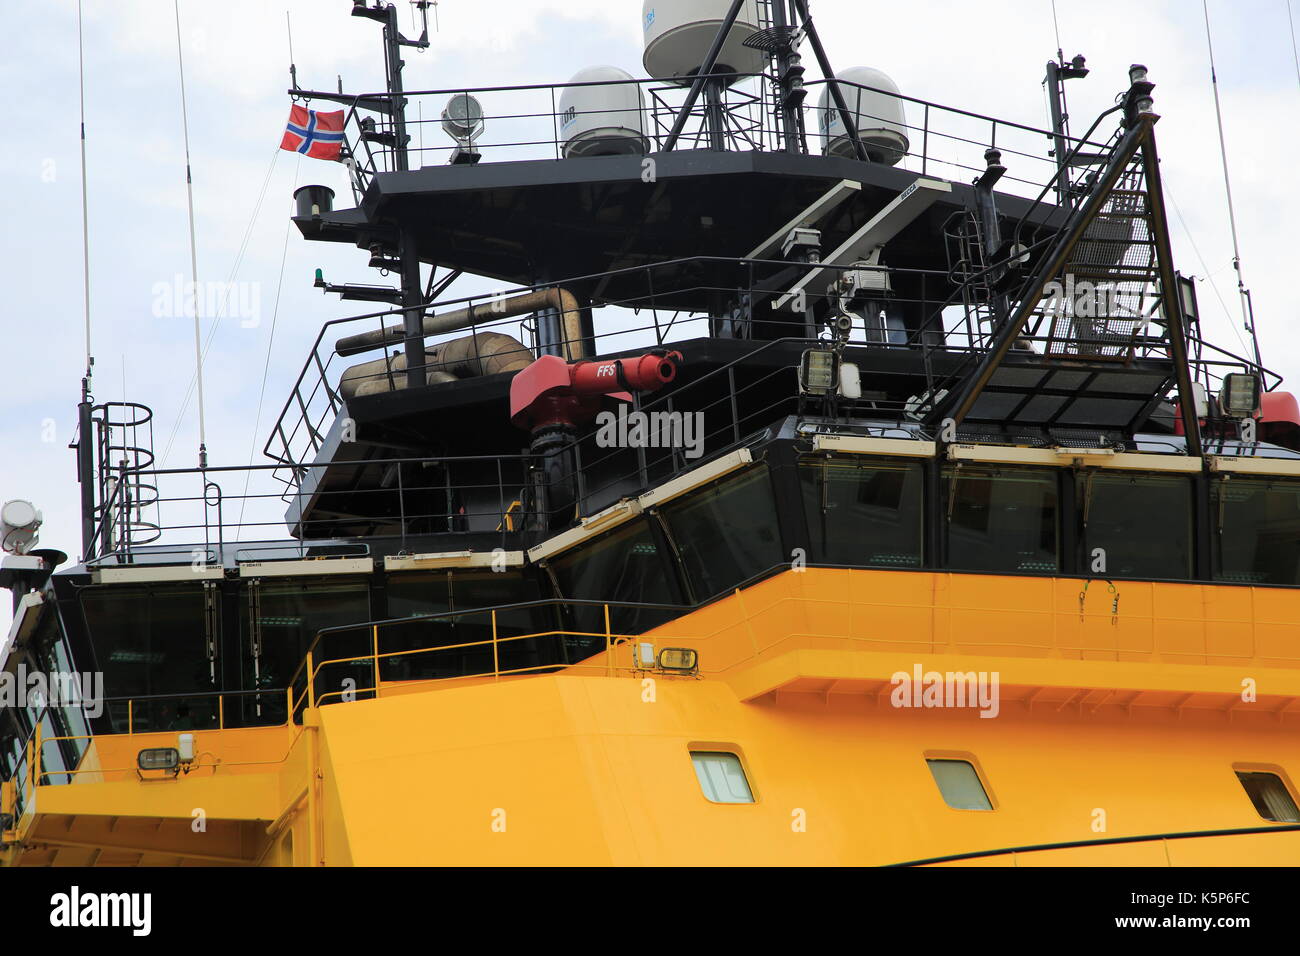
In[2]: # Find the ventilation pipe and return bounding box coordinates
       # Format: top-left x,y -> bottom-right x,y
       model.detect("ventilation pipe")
335,287 -> 586,361
339,331 -> 533,399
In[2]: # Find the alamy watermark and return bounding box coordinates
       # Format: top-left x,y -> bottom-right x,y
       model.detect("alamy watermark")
890,664 -> 1000,718
0,665 -> 103,719
1040,275 -> 1130,323
594,405 -> 705,460
151,274 -> 262,328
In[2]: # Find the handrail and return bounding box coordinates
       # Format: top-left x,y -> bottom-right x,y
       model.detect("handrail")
886,823 -> 1300,867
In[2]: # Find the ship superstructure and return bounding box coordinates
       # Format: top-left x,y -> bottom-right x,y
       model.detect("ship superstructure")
2,0 -> 1299,866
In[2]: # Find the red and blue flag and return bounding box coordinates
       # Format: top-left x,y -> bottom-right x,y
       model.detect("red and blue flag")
280,105 -> 345,160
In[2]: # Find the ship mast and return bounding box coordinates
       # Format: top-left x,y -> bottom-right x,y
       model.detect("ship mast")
351,1 -> 431,388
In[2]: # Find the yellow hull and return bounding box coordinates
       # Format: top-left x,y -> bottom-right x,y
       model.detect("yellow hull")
6,568 -> 1299,865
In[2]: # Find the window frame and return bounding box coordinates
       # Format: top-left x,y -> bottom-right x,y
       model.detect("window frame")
689,745 -> 758,805
924,752 -> 997,812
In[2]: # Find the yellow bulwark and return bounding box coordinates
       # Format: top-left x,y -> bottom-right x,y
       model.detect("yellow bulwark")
4,568 -> 1299,866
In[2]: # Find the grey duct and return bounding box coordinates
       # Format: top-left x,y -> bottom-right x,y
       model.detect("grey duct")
335,287 -> 586,361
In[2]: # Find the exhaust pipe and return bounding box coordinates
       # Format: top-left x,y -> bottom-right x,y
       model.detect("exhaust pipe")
338,331 -> 534,400
335,287 -> 586,361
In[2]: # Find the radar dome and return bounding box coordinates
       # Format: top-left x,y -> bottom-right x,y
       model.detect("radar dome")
558,66 -> 649,158
817,67 -> 909,165
642,0 -> 766,86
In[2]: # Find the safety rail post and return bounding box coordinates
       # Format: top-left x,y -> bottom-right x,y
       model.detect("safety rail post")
604,604 -> 613,677
128,699 -> 133,735
30,726 -> 39,789
491,610 -> 500,681
397,464 -> 407,552
306,651 -> 315,708
922,103 -> 930,176
372,624 -> 381,698
219,694 -> 225,730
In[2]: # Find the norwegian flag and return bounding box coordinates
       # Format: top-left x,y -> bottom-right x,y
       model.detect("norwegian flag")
280,104 -> 345,160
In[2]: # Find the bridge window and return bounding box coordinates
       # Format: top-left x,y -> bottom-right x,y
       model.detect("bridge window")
661,466 -> 784,600
800,458 -> 924,568
550,519 -> 679,646
1214,478 -> 1300,585
1235,770 -> 1300,823
945,467 -> 1059,574
926,757 -> 993,811
691,751 -> 755,804
32,610 -> 90,774
243,579 -> 370,719
81,585 -> 217,733
381,571 -> 554,681
1080,472 -> 1193,579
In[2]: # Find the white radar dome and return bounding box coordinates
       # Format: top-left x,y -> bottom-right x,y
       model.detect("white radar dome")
642,0 -> 766,86
818,67 -> 910,165
558,66 -> 649,158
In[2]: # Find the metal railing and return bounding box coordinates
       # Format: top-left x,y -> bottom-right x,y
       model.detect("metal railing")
307,73 -> 1113,206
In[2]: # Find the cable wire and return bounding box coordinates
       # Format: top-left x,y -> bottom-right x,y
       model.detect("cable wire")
236,153 -> 301,537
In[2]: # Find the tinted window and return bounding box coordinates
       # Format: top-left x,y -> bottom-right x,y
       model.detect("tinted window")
32,611 -> 90,774
926,758 -> 993,811
244,579 -> 370,716
801,458 -> 923,567
81,585 -> 216,732
1080,472 -> 1193,579
661,467 -> 784,600
381,572 -> 554,680
1236,771 -> 1300,823
1214,478 -> 1300,585
946,467 -> 1059,573
550,519 -> 680,645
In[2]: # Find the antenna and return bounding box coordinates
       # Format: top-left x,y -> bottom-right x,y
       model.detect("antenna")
173,0 -> 208,469
1201,0 -> 1264,370
287,10 -> 298,92
76,0 -> 93,397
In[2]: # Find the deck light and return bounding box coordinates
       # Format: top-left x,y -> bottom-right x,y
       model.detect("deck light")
1220,373 -> 1261,419
137,748 -> 180,773
800,348 -> 839,394
657,647 -> 698,674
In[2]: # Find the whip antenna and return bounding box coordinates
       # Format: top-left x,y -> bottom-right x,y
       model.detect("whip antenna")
174,0 -> 208,468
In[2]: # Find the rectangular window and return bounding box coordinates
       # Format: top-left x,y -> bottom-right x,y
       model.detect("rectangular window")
1080,472 -> 1193,580
243,579 -> 370,720
926,758 -> 993,810
1214,478 -> 1300,585
1236,771 -> 1300,823
691,751 -> 755,804
81,585 -> 217,733
661,467 -> 785,601
551,519 -> 679,648
382,572 -> 555,680
945,467 -> 1059,574
800,458 -> 924,568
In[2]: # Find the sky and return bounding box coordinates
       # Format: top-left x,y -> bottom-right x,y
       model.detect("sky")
1,0 -> 1298,633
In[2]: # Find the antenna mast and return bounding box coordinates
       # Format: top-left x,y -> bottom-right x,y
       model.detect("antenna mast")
174,0 -> 208,469
76,0 -> 97,560
1202,0 -> 1264,370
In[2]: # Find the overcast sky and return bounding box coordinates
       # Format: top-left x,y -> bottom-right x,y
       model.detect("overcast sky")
1,0 -> 1298,633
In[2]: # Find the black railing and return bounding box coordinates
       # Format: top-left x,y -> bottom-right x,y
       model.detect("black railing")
302,73 -> 1113,204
